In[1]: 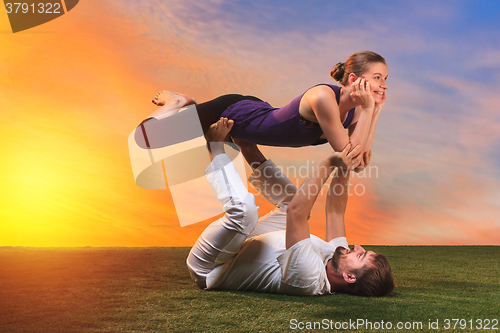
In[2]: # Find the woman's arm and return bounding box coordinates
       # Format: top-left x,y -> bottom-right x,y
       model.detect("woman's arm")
348,108 -> 378,164
345,105 -> 374,152
306,79 -> 374,154
303,86 -> 350,152
364,101 -> 384,151
349,100 -> 383,170
363,108 -> 380,153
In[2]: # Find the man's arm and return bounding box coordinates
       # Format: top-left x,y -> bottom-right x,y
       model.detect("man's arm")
325,167 -> 349,242
285,144 -> 362,249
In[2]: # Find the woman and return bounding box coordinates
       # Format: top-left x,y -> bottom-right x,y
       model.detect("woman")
152,51 -> 388,169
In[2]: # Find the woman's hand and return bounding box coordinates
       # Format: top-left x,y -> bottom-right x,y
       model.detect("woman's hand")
374,92 -> 386,114
350,78 -> 375,109
353,150 -> 371,173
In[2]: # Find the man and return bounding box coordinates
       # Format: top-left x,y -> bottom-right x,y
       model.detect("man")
186,117 -> 394,297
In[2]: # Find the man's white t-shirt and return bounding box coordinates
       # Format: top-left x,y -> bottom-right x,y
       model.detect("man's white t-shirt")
206,231 -> 349,295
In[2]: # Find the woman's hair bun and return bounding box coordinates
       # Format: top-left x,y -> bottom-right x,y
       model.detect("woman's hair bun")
330,62 -> 345,82
331,51 -> 386,86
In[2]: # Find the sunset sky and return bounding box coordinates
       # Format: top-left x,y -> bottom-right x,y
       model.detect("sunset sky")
1,0 -> 500,246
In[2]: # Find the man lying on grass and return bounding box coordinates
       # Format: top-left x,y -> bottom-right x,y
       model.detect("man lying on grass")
186,117 -> 394,297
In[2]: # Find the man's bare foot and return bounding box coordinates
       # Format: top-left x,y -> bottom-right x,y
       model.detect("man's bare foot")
205,117 -> 234,143
152,90 -> 197,106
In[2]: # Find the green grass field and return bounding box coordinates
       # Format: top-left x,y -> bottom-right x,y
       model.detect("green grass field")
0,246 -> 499,332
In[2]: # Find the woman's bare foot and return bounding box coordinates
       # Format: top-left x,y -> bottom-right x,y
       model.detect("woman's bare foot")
205,117 -> 234,159
152,90 -> 197,107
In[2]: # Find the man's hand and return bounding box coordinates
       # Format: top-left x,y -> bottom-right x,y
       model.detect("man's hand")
330,143 -> 363,170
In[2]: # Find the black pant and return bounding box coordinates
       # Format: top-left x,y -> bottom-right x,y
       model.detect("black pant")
196,94 -> 263,134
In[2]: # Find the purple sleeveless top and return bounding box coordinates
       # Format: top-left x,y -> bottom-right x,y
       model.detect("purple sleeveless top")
221,84 -> 355,147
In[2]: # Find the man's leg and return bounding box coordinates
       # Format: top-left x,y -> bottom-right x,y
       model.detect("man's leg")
235,141 -> 298,237
186,118 -> 259,289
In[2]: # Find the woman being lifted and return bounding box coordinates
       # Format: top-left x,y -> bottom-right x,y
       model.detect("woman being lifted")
152,51 -> 388,170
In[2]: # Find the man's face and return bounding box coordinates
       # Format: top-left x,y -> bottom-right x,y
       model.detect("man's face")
332,244 -> 376,273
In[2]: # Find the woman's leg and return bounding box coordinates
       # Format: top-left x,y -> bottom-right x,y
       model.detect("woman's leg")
195,94 -> 263,134
150,91 -> 197,118
151,90 -> 262,135
152,90 -> 198,107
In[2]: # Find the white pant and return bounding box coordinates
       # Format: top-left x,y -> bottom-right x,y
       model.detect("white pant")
186,154 -> 297,289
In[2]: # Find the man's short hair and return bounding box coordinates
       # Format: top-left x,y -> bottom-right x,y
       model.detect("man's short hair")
341,253 -> 394,297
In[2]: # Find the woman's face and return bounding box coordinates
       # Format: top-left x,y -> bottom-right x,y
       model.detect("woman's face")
361,62 -> 389,105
